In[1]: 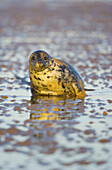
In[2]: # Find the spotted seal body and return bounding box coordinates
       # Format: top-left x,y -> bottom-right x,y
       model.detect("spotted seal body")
29,50 -> 85,97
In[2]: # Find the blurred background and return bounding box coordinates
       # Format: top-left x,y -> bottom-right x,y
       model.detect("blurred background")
0,0 -> 112,170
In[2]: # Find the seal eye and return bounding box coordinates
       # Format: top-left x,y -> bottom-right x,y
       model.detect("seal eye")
32,56 -> 36,61
44,56 -> 47,61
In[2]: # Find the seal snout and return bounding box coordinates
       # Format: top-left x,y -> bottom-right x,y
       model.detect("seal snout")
35,59 -> 46,69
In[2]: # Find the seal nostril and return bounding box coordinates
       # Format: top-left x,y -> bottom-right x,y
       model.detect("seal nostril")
38,61 -> 41,64
37,61 -> 45,68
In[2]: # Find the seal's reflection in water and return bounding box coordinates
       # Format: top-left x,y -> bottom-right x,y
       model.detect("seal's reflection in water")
29,95 -> 85,139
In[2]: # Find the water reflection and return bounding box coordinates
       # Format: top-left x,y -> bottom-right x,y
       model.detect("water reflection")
30,95 -> 85,120
27,95 -> 85,153
31,93 -> 85,104
29,95 -> 85,140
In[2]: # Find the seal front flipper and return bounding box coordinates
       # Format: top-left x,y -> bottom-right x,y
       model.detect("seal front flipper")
72,81 -> 87,98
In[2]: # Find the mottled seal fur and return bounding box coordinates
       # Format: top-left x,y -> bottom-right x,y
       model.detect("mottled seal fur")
29,50 -> 86,97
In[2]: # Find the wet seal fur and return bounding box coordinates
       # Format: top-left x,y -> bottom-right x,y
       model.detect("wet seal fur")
29,50 -> 86,97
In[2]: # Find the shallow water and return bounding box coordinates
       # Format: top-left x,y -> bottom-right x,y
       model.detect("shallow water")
0,0 -> 112,169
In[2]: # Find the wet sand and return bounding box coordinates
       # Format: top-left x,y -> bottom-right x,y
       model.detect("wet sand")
0,0 -> 112,169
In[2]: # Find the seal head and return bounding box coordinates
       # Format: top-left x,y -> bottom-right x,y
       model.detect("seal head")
29,50 -> 86,97
29,50 -> 51,72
